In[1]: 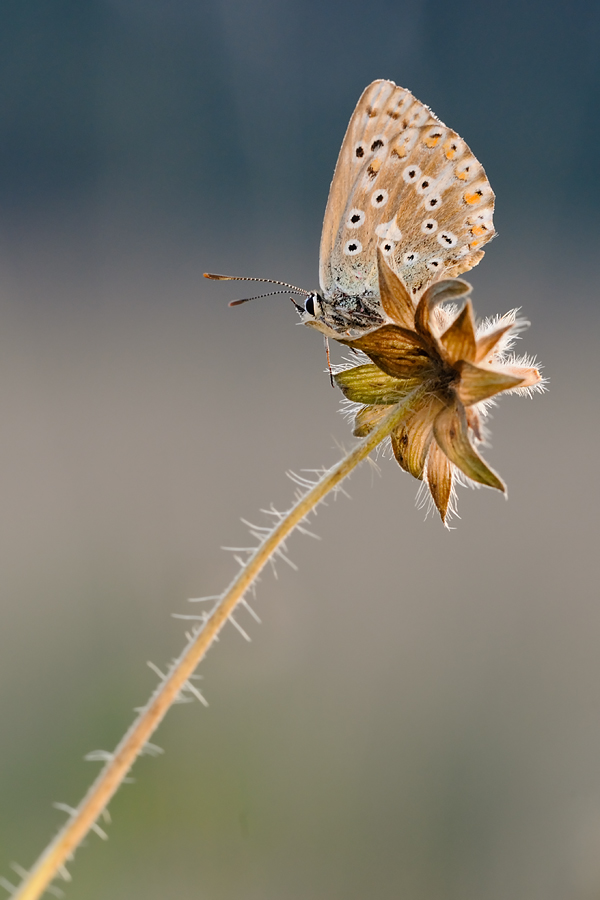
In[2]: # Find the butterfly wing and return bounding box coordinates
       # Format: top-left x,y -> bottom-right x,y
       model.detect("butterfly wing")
319,80 -> 495,309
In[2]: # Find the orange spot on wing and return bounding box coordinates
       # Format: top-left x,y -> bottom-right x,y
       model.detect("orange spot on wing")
424,133 -> 442,148
464,190 -> 484,204
470,224 -> 488,237
391,140 -> 410,159
443,138 -> 458,159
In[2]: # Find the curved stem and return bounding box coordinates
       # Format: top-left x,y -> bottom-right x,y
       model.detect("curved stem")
12,388 -> 424,900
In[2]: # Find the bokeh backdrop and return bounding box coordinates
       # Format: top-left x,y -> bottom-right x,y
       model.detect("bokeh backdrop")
1,2 -> 599,898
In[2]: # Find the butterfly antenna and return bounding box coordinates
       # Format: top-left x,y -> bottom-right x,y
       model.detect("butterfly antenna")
228,289 -> 304,306
204,272 -> 310,306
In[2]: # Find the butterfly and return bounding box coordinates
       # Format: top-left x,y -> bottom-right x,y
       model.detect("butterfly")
205,79 -> 495,342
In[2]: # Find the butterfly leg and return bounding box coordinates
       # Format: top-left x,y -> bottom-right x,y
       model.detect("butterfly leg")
324,336 -> 334,387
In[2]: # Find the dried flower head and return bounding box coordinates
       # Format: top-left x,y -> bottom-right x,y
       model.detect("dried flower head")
334,250 -> 543,522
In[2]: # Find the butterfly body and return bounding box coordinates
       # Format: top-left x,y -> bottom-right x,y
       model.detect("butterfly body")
299,287 -> 384,340
302,79 -> 496,339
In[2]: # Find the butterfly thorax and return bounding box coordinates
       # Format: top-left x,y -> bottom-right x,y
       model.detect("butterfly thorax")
299,288 -> 385,340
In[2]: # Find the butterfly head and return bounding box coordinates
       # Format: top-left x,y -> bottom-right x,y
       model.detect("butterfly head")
292,290 -> 325,323
203,272 -> 383,340
292,290 -> 354,339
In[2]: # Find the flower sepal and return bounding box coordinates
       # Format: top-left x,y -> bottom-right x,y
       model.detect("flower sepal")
334,363 -> 421,405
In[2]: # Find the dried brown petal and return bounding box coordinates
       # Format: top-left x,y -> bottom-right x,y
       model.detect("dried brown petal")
334,363 -> 420,405
426,440 -> 454,522
346,326 -> 433,379
414,278 -> 472,339
353,405 -> 389,437
455,360 -> 526,405
466,406 -> 482,441
474,323 -> 513,363
502,365 -> 542,389
433,403 -> 505,492
439,299 -> 477,364
390,396 -> 443,478
376,249 -> 415,329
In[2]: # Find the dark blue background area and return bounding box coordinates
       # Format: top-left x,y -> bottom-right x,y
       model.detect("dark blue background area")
0,0 -> 598,229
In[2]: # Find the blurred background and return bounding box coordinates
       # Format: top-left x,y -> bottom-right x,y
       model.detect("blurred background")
0,1 -> 599,897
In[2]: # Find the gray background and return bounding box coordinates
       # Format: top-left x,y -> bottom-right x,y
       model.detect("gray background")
1,2 -> 599,898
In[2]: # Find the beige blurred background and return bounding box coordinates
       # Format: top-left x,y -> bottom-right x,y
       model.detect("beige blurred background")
1,2 -> 599,898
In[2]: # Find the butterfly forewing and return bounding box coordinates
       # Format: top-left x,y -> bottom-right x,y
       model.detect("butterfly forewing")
319,80 -> 495,316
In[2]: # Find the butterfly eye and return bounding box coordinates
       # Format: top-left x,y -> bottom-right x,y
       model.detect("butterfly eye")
402,164 -> 421,183
304,292 -> 318,317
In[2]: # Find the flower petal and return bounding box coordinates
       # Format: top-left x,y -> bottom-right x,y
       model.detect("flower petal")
439,299 -> 477,364
414,278 -> 472,339
466,406 -> 482,441
353,405 -> 389,437
376,249 -> 415,328
425,440 -> 454,522
345,326 -> 434,379
433,403 -> 505,492
334,363 -> 420,405
390,396 -> 443,479
475,323 -> 513,363
502,365 -> 542,389
455,360 -> 527,405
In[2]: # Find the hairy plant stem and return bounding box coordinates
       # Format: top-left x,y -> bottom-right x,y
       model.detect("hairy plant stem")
12,387 -> 425,900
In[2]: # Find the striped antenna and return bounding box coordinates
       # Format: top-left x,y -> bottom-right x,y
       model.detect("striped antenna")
203,272 -> 310,306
